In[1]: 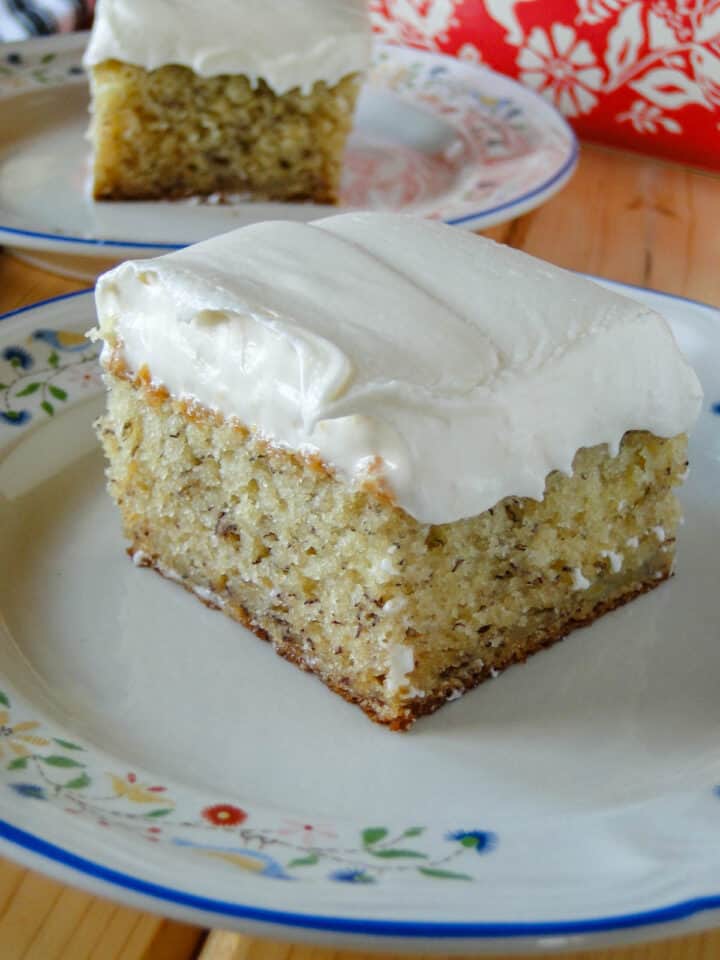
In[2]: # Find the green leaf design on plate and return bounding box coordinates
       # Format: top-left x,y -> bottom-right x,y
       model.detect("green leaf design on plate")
460,835 -> 479,848
16,383 -> 40,397
41,401 -> 54,416
418,867 -> 472,881
53,738 -> 84,750
10,357 -> 21,368
368,849 -> 428,860
48,385 -> 68,401
145,808 -> 173,818
41,755 -> 84,768
361,827 -> 388,846
0,382 -> 7,390
65,773 -> 91,790
7,757 -> 28,770
48,352 -> 59,368
287,854 -> 319,867
403,826 -> 425,837
0,692 -> 9,708
41,53 -> 56,64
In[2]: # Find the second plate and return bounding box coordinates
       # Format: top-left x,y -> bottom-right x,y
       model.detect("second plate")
0,33 -> 577,275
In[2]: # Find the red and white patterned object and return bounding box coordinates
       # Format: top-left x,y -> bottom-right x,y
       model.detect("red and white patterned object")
370,1 -> 720,169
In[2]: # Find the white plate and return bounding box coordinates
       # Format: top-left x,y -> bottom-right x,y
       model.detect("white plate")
0,34 -> 577,278
0,284 -> 718,954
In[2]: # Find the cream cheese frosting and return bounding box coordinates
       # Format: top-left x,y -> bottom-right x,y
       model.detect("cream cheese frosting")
93,213 -> 703,525
83,0 -> 371,95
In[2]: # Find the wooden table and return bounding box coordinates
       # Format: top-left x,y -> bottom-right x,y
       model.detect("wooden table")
0,144 -> 718,960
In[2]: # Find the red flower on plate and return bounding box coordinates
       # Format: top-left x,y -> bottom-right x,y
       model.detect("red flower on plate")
202,803 -> 247,827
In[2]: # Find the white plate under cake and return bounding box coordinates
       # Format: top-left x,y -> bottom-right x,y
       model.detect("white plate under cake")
0,281 -> 718,949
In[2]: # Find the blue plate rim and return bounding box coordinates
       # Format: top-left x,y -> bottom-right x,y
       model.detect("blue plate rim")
0,819 -> 719,938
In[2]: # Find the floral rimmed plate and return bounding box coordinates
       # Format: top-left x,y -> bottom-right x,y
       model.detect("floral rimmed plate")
0,34 -> 576,279
0,285 -> 719,953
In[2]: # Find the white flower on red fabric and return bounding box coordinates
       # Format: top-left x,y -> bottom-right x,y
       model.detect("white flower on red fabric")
517,23 -> 604,116
651,0 -> 695,43
693,2 -> 720,107
369,0 -> 459,49
484,0 -> 536,45
576,0 -> 630,27
456,42 -> 483,64
616,97 -> 683,133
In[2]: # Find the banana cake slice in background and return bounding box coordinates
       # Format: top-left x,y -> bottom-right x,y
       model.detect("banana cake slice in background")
83,0 -> 370,202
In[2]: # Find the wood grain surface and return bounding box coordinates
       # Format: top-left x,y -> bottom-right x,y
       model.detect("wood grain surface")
0,144 -> 717,960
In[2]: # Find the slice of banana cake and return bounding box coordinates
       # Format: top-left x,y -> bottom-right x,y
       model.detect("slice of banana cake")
92,213 -> 702,729
84,0 -> 370,202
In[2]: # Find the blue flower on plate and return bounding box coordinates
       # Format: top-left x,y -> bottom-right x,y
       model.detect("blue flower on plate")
0,410 -> 31,427
2,346 -> 33,370
712,402 -> 720,416
9,783 -> 46,800
713,785 -> 720,797
5,52 -> 22,66
446,829 -> 497,853
330,869 -> 375,883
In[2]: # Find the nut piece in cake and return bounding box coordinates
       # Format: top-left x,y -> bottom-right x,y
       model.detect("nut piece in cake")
92,213 -> 703,729
83,0 -> 371,202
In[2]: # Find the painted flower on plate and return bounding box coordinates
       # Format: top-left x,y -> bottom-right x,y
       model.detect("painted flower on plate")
0,710 -> 49,758
517,23 -> 604,116
330,869 -> 375,883
202,803 -> 247,827
2,346 -> 33,370
446,829 -> 497,853
0,410 -> 31,426
110,771 -> 172,804
9,783 -> 46,800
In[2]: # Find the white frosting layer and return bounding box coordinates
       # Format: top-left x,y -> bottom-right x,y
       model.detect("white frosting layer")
94,213 -> 703,525
84,0 -> 371,94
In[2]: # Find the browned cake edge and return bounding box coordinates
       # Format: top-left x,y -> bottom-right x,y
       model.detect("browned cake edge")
131,546 -> 671,731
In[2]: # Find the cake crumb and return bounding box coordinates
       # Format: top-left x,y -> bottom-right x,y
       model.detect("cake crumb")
626,536 -> 639,548
382,596 -> 407,614
652,525 -> 666,543
571,567 -> 590,591
600,550 -> 623,573
375,556 -> 398,579
385,644 -> 415,694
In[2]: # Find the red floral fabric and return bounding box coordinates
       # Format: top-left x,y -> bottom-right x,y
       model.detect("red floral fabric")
370,1 -> 720,169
